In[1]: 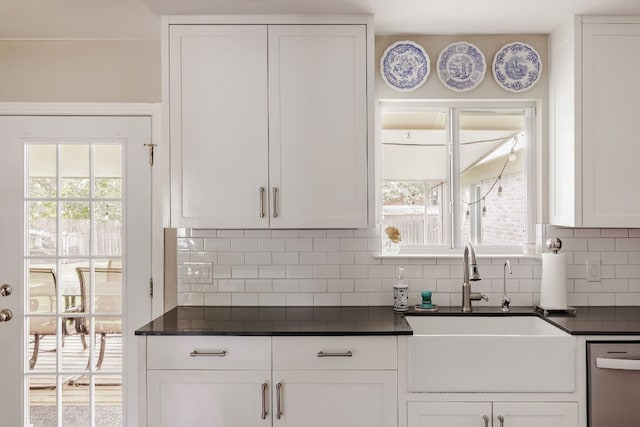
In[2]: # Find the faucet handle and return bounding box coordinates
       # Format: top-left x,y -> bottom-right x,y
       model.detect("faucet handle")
470,293 -> 488,302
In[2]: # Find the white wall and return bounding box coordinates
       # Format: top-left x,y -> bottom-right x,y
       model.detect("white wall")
0,40 -> 160,102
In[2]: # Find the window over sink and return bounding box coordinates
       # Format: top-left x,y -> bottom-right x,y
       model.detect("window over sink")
380,100 -> 537,255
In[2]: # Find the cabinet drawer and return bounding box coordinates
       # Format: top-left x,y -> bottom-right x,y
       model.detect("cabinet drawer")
272,336 -> 397,370
146,336 -> 271,370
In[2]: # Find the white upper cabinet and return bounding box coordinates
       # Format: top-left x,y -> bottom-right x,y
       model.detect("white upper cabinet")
169,25 -> 269,229
549,16 -> 640,227
167,17 -> 372,229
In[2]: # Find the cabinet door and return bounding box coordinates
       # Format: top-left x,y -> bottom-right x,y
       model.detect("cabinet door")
492,402 -> 577,427
408,402 -> 492,427
147,370 -> 271,427
170,25 -> 269,228
272,370 -> 396,427
268,25 -> 369,228
582,23 -> 640,227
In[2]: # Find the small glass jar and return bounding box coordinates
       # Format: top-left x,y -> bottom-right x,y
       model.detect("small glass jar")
383,239 -> 400,255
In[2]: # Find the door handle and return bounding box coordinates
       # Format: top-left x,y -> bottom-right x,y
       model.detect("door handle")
482,415 -> 489,427
0,309 -> 13,322
0,284 -> 12,296
498,415 -> 505,427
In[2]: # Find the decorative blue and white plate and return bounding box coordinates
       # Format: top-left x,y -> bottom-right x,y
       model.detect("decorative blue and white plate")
380,41 -> 430,92
437,42 -> 486,92
492,42 -> 542,92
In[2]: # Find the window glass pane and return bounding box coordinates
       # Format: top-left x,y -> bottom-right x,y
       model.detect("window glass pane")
60,202 -> 90,257
381,109 -> 448,247
94,145 -> 122,199
28,201 -> 57,256
61,145 -> 90,198
93,202 -> 122,257
459,110 -> 526,246
27,145 -> 57,198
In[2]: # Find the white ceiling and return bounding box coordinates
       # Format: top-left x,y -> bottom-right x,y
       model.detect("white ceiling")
2,0 -> 640,38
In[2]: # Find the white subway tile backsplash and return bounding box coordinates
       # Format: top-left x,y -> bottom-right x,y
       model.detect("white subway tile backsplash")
273,279 -> 300,293
231,238 -> 258,251
313,238 -> 341,251
244,252 -> 272,265
328,279 -> 355,292
299,279 -> 327,293
204,238 -> 231,251
616,238 -> 640,251
258,238 -> 285,252
286,265 -> 313,278
176,225 -> 640,307
285,238 -> 313,251
340,265 -> 368,279
314,293 -> 340,306
204,292 -> 231,306
272,252 -> 300,265
218,252 -> 245,265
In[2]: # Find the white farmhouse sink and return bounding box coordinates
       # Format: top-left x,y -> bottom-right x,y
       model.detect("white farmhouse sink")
406,316 -> 576,393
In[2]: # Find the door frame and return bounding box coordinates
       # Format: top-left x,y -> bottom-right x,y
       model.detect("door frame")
0,102 -> 165,426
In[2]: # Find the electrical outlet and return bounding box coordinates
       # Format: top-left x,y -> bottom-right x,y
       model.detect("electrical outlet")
586,259 -> 601,282
183,262 -> 213,284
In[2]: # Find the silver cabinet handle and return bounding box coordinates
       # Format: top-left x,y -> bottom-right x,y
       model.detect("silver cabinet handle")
317,351 -> 353,357
276,382 -> 283,419
0,309 -> 13,322
189,350 -> 227,357
259,187 -> 265,218
0,284 -> 12,296
498,415 -> 505,427
272,187 -> 279,218
261,382 -> 268,420
483,415 -> 489,427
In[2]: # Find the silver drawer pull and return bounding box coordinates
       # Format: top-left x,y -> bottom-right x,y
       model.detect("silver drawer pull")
498,415 -> 505,427
272,187 -> 279,218
189,350 -> 227,357
276,382 -> 283,419
483,415 -> 489,427
317,351 -> 353,358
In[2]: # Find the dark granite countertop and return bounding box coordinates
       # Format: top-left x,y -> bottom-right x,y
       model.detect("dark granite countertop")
135,305 -> 640,336
135,305 -> 413,336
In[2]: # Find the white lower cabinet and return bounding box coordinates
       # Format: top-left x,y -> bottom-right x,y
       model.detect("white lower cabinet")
144,336 -> 398,427
272,370 -> 397,427
147,370 -> 271,426
408,401 -> 578,427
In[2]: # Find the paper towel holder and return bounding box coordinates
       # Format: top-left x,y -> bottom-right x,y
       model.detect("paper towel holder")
535,237 -> 577,317
546,237 -> 562,254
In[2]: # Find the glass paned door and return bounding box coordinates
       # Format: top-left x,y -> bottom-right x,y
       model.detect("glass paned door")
0,115 -> 151,427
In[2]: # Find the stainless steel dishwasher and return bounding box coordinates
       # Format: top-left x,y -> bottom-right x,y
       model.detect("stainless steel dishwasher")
588,341 -> 640,426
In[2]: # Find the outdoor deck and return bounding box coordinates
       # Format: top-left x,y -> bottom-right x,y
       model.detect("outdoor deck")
28,333 -> 122,426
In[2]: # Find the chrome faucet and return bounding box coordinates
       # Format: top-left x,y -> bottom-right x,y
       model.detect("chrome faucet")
501,260 -> 512,312
461,242 -> 487,312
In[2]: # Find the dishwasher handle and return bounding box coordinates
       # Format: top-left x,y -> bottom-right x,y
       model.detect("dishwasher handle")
596,357 -> 640,371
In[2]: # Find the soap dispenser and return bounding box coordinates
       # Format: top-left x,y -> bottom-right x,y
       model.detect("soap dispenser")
393,267 -> 409,311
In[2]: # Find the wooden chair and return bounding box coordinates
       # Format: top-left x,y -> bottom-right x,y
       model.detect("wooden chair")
28,268 -> 60,369
74,267 -> 122,370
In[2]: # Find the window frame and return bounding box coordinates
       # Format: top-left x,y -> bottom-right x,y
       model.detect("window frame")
379,99 -> 538,256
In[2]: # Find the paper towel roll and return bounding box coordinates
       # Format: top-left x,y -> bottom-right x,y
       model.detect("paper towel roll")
539,253 -> 568,309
